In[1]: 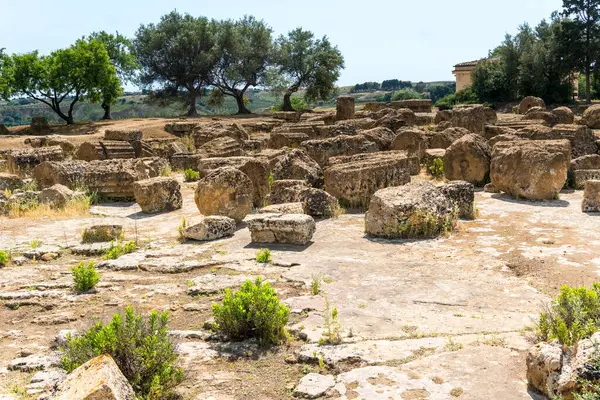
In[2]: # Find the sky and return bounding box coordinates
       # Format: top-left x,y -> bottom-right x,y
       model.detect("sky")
0,0 -> 563,86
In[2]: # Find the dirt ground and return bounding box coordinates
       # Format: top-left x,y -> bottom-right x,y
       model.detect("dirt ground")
0,117 -> 598,399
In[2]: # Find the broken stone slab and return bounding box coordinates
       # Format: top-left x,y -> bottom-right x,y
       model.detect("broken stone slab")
97,252 -> 146,271
294,373 -> 335,399
133,176 -> 182,213
258,202 -> 304,214
22,245 -> 62,260
138,259 -> 223,274
26,369 -> 67,395
283,295 -> 326,314
247,213 -> 316,245
55,330 -> 78,348
81,224 -> 123,243
0,290 -> 63,300
32,312 -> 78,326
8,352 -> 61,372
187,274 -> 259,296
51,355 -> 136,400
70,242 -> 113,256
168,330 -> 208,340
183,216 -> 237,241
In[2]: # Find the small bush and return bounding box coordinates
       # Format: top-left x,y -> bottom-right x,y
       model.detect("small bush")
184,168 -> 201,182
30,239 -> 40,249
319,295 -> 343,345
271,96 -> 309,112
435,87 -> 479,110
256,248 -> 272,263
311,274 -> 322,295
537,283 -> 600,346
428,158 -> 444,179
61,306 -> 183,399
72,261 -> 100,292
178,216 -> 188,241
104,241 -> 137,260
0,250 -> 8,266
391,88 -> 425,101
212,278 -> 290,345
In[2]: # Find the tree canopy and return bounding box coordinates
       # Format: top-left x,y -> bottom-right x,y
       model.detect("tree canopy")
1,39 -> 120,124
273,28 -> 344,111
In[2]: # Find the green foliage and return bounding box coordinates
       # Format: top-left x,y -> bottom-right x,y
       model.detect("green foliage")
61,306 -> 183,399
159,164 -> 172,177
72,261 -> 100,292
391,88 -> 425,101
274,28 -> 344,111
428,83 -> 456,103
212,278 -> 290,345
184,168 -> 201,182
435,88 -> 480,110
319,295 -> 342,345
177,216 -> 187,241
1,38 -> 121,124
256,248 -> 272,263
271,96 -> 309,111
0,250 -> 8,266
428,157 -> 444,179
268,172 -> 275,188
381,79 -> 412,91
538,283 -> 600,346
104,241 -> 137,260
350,81 -> 380,92
311,274 -> 322,295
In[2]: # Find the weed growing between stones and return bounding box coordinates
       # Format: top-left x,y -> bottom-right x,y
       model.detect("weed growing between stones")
428,157 -> 444,179
7,192 -> 95,219
384,210 -> 456,239
61,306 -> 183,399
537,283 -> 600,346
319,295 -> 343,345
311,274 -> 322,295
159,163 -> 172,177
104,241 -> 137,260
0,250 -> 8,266
72,261 -> 100,292
184,168 -> 201,182
181,135 -> 196,152
178,216 -> 188,241
574,344 -> 600,400
256,248 -> 272,263
30,239 -> 40,249
212,278 -> 290,345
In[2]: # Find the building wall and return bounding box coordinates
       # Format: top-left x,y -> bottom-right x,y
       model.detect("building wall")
454,69 -> 474,92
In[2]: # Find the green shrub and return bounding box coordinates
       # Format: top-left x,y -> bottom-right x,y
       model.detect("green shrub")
428,158 -> 444,179
184,168 -> 201,182
435,88 -> 480,110
538,283 -> 600,346
270,96 -> 309,112
256,248 -> 272,263
72,261 -> 100,292
319,295 -> 342,345
104,241 -> 137,260
390,88 -> 425,101
212,278 -> 290,345
61,306 -> 183,399
0,250 -> 8,266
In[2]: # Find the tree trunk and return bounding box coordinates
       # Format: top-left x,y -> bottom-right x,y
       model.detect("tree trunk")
187,92 -> 198,117
234,94 -> 251,115
586,65 -> 592,104
101,102 -> 111,120
282,92 -> 294,111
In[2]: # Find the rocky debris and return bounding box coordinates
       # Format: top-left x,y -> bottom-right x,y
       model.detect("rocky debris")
390,99 -> 433,113
133,177 -> 182,213
359,127 -> 397,150
33,157 -> 166,199
25,136 -> 77,154
198,136 -> 245,158
267,180 -> 338,218
1,189 -> 39,215
71,242 -> 112,256
170,153 -> 203,171
526,333 -> 600,399
489,133 -> 522,147
571,155 -> 600,189
197,156 -> 270,207
81,225 -> 123,243
324,151 -> 412,208
450,104 -> 496,134
51,355 -> 135,400
39,184 -> 80,208
22,245 -> 61,260
422,148 -> 446,169
98,252 -> 146,271
443,133 -> 491,185
195,167 -> 253,222
515,124 -> 597,158
301,135 -> 379,167
26,369 -> 67,396
294,373 -> 335,399
552,106 -> 575,124
374,108 -> 417,130
582,180 -> 600,212
8,353 -> 61,372
7,146 -> 65,177
192,123 -> 249,147
523,108 -> 558,126
183,216 -> 237,241
572,154 -> 600,171
439,181 -> 475,219
365,181 -> 455,239
582,104 -> 600,128
268,131 -> 310,149
391,127 -> 427,158
336,95 -> 355,121
0,172 -> 23,191
271,148 -> 323,188
30,116 -> 50,134
519,96 -> 546,114
259,202 -> 304,214
104,129 -> 143,142
247,213 -> 316,245
76,140 -> 136,161
426,127 -> 469,149
483,125 -> 517,140
268,180 -> 310,204
164,121 -> 199,136
490,140 -> 570,200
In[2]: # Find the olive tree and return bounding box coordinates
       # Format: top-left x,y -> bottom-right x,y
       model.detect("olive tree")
211,16 -> 272,114
3,39 -> 120,124
274,28 -> 344,111
134,11 -> 218,116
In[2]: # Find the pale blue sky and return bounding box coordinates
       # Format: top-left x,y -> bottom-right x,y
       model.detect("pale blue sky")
0,0 -> 563,86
